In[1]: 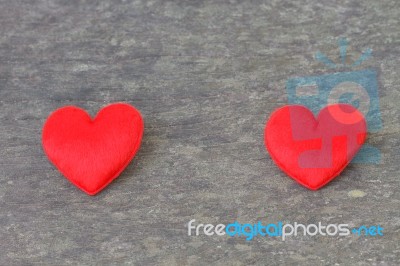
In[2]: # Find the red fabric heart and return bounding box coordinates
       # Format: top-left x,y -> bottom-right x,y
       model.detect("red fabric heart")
42,103 -> 144,195
264,104 -> 367,190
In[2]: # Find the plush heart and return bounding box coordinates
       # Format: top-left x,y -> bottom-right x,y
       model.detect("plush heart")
264,104 -> 367,190
42,103 -> 144,195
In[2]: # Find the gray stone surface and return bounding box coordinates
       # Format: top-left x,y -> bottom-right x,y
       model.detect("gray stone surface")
0,0 -> 399,265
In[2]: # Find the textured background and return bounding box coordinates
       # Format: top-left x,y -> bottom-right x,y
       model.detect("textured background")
0,0 -> 399,265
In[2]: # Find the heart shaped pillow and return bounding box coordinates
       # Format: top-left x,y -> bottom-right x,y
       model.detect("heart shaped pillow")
42,103 -> 144,195
264,104 -> 367,190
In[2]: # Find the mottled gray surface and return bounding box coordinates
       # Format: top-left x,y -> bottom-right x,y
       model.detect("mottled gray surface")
0,0 -> 399,265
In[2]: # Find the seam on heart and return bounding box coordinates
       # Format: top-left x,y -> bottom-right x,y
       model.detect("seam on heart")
265,141 -> 354,190
264,104 -> 367,190
265,122 -> 357,190
82,122 -> 143,195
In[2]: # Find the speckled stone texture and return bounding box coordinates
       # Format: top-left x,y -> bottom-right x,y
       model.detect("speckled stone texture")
0,0 -> 399,265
